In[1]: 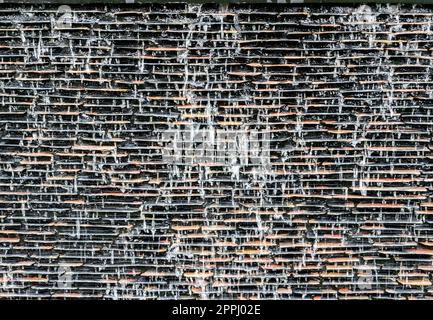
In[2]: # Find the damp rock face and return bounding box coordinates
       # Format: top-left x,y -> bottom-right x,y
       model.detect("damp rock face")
1,3 -> 433,299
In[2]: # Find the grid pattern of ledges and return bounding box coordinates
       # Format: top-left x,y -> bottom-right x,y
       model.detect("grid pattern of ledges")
1,4 -> 433,299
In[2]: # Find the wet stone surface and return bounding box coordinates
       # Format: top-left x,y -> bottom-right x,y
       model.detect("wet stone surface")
1,3 -> 433,299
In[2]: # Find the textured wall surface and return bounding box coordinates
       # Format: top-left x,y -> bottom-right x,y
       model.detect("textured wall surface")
1,3 -> 433,299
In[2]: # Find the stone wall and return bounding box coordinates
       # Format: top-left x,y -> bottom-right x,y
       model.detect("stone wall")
1,3 -> 433,299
